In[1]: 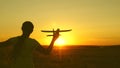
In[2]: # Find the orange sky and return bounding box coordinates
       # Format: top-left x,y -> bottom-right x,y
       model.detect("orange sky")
0,0 -> 120,45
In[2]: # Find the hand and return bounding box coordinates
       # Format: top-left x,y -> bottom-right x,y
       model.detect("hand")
53,30 -> 59,41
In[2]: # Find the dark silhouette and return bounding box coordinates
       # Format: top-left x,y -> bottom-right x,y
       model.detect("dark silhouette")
0,21 -> 59,68
41,28 -> 72,36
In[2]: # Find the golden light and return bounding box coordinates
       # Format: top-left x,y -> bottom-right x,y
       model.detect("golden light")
55,37 -> 66,46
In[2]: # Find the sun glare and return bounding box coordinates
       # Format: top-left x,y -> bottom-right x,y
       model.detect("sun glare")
55,38 -> 65,46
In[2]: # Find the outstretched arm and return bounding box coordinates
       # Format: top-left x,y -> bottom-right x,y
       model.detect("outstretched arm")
37,30 -> 59,55
46,30 -> 59,53
0,39 -> 12,47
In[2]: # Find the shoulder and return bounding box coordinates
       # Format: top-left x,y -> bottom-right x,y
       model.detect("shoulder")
26,38 -> 41,47
28,38 -> 39,43
0,36 -> 20,45
5,36 -> 20,42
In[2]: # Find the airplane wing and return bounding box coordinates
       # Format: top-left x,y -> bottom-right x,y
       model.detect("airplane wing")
41,30 -> 54,32
41,29 -> 72,32
59,29 -> 72,32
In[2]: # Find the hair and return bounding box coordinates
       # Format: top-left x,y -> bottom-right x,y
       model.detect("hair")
12,21 -> 34,60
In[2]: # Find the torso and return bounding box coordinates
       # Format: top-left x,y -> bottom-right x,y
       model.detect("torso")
10,36 -> 38,68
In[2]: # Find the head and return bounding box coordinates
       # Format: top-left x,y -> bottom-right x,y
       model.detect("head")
21,21 -> 34,37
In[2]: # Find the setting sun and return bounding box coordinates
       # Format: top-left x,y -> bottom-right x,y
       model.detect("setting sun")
0,0 -> 120,46
55,37 -> 65,46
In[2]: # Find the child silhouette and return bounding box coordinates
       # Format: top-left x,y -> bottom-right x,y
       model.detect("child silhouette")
0,21 -> 59,68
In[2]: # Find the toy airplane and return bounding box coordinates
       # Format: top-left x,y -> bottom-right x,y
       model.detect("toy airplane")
41,28 -> 72,36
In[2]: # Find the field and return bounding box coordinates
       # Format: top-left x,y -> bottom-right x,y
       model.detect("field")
0,45 -> 120,68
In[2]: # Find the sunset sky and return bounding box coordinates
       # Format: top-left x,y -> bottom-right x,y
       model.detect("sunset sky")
0,0 -> 120,45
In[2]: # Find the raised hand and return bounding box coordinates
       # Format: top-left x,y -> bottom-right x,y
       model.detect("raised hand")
53,29 -> 60,41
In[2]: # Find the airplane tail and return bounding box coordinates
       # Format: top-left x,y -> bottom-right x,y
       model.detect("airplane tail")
47,35 -> 53,36
47,34 -> 61,37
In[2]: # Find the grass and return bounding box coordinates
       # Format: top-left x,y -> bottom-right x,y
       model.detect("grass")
0,45 -> 120,68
